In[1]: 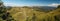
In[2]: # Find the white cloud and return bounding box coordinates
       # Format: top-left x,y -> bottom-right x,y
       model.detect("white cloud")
3,2 -> 41,6
4,2 -> 22,6
48,3 -> 60,7
4,2 -> 29,6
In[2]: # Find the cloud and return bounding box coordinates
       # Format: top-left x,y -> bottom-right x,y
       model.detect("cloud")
4,2 -> 20,6
3,2 -> 41,6
3,2 -> 30,6
48,3 -> 60,7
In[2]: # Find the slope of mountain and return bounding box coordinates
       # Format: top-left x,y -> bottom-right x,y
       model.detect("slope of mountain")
8,7 -> 47,21
33,6 -> 57,12
45,8 -> 60,21
7,6 -> 60,21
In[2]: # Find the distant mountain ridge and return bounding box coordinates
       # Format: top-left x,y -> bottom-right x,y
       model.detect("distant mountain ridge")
33,6 -> 57,12
6,6 -> 57,12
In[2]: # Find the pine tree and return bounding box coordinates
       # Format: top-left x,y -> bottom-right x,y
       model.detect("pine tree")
0,0 -> 16,21
0,0 -> 7,21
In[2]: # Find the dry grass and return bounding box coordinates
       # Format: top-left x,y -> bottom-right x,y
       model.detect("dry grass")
8,7 -> 60,21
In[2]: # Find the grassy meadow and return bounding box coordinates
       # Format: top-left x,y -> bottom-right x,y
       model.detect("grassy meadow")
6,6 -> 60,21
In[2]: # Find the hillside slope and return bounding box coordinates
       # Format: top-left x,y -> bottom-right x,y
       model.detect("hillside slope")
8,7 -> 60,21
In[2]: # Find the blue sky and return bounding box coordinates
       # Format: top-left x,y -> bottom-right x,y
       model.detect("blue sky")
2,0 -> 60,6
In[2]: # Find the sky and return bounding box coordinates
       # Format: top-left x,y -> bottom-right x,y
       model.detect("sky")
1,0 -> 60,7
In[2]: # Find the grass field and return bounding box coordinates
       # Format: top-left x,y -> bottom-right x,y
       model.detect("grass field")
7,7 -> 60,21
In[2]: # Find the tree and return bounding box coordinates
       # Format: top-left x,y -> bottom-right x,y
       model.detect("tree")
0,0 -> 7,21
0,0 -> 16,21
26,16 -> 29,21
0,0 -> 6,14
57,5 -> 60,8
54,14 -> 60,21
32,13 -> 36,21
